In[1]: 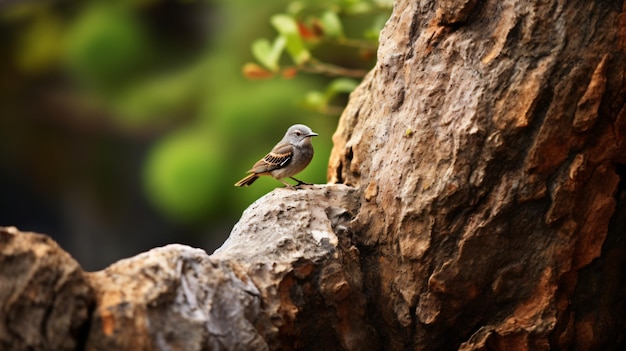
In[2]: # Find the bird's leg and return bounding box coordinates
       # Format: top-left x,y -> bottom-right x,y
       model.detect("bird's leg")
289,177 -> 311,186
279,179 -> 297,189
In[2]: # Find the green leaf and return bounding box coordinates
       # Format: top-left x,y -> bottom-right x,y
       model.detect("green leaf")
302,91 -> 327,111
325,78 -> 359,99
270,14 -> 310,65
343,2 -> 372,15
364,13 -> 389,41
286,1 -> 305,15
251,36 -> 286,72
319,11 -> 344,39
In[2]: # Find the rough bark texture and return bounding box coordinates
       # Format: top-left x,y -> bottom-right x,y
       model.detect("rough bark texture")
1,1 -> 626,350
328,0 -> 626,349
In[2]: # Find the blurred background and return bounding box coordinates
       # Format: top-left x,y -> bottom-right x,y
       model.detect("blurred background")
0,0 -> 390,271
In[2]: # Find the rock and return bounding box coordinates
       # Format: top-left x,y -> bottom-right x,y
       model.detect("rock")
214,184 -> 377,350
0,226 -> 93,351
1,185 -> 377,351
86,244 -> 266,351
85,184 -> 375,350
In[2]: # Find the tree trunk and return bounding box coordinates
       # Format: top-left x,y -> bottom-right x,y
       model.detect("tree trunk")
1,0 -> 625,350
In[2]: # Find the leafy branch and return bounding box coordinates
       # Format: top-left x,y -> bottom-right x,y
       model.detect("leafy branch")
242,0 -> 392,114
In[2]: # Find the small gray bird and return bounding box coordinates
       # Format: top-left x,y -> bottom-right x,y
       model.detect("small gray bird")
235,124 -> 318,188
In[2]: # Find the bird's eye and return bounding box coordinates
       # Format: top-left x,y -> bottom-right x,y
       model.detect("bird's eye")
295,131 -> 302,136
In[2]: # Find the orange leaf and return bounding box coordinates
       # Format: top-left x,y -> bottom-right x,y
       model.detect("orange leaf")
281,67 -> 298,79
242,63 -> 274,79
297,21 -> 320,40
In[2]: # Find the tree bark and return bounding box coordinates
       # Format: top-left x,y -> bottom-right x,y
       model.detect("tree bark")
1,0 -> 626,350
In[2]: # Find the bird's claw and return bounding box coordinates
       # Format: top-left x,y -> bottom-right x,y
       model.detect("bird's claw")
290,177 -> 311,186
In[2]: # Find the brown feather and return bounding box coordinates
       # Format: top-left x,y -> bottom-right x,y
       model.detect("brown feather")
234,173 -> 259,187
248,143 -> 293,174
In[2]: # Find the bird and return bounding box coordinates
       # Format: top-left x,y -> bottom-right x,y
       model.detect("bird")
235,124 -> 318,188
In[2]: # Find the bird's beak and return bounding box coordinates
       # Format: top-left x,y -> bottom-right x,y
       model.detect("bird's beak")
308,132 -> 319,137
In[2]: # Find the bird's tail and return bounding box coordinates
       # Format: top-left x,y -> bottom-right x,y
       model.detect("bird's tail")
234,174 -> 259,187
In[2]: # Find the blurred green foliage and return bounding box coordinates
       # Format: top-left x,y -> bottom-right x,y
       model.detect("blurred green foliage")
245,0 -> 392,113
0,0 -> 390,265
144,127 -> 226,222
65,3 -> 149,88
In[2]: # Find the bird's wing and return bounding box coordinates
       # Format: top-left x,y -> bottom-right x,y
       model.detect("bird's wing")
248,142 -> 293,174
